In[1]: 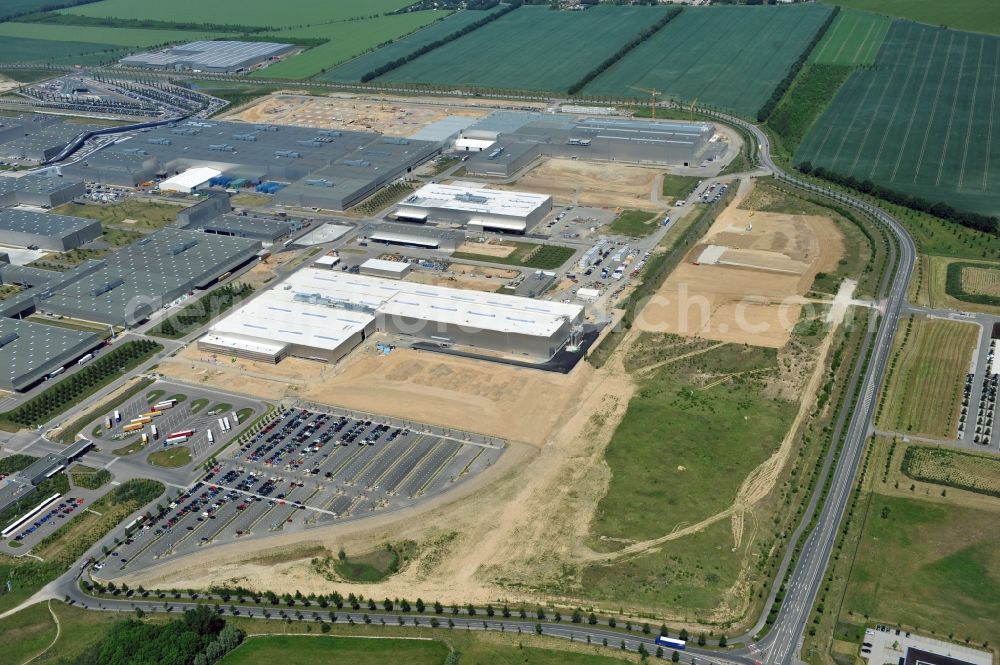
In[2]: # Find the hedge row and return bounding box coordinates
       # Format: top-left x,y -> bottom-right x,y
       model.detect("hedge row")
567,7 -> 682,96
900,446 -> 1000,499
757,6 -> 839,122
360,2 -> 520,82
944,261 -> 1000,307
798,163 -> 999,234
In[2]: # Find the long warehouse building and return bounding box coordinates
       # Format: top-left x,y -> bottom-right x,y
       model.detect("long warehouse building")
199,268 -> 583,363
0,317 -> 102,391
395,183 -> 551,234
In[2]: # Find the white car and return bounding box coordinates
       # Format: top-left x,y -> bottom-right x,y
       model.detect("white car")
676,200 -> 686,207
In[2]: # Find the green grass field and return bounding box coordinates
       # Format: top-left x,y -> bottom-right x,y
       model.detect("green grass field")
902,446 -> 1000,497
582,4 -> 834,117
821,0 -> 1000,36
809,9 -> 890,65
841,493 -> 1000,647
451,242 -> 575,270
877,317 -> 978,438
381,5 -> 672,92
148,446 -> 192,468
768,64 -> 855,153
0,22 -> 218,46
62,0 -> 415,29
590,341 -> 795,545
608,209 -> 659,237
0,35 -> 122,64
53,200 -> 185,232
221,636 -> 448,665
660,173 -> 699,201
255,12 -> 446,80
322,8 -> 503,82
797,21 -> 1000,217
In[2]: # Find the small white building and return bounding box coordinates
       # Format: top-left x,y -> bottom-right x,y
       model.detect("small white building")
359,258 -> 410,280
395,183 -> 552,234
158,167 -> 221,194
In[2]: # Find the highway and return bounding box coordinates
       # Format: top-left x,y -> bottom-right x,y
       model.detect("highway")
1,79 -> 919,665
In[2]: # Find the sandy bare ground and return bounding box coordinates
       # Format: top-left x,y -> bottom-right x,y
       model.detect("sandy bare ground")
636,181 -> 844,348
492,158 -> 670,211
405,263 -> 517,293
222,93 -> 488,136
0,77 -> 21,94
456,240 -> 515,258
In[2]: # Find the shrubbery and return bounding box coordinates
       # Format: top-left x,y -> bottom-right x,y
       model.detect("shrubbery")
150,283 -> 253,339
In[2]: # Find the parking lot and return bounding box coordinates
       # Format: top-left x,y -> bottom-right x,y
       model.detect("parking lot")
102,407 -> 503,575
0,483 -> 107,554
87,382 -> 262,468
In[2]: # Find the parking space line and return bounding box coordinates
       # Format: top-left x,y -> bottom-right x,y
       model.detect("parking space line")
417,443 -> 462,495
370,437 -> 422,490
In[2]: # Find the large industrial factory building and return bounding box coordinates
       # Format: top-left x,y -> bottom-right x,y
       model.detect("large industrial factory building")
395,183 -> 551,234
200,268 -> 583,364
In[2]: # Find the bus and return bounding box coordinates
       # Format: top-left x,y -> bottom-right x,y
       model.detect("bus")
655,637 -> 686,650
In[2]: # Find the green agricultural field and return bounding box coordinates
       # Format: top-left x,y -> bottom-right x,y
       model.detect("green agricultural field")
380,5 -> 673,92
322,8 -> 504,82
0,35 -> 122,64
768,64 -> 854,153
256,12 -> 446,80
821,0 -> 1000,36
796,21 -> 1000,217
840,494 -> 1000,647
451,242 -> 574,270
609,209 -> 659,237
62,0 -> 415,29
590,341 -> 795,546
0,0 -> 90,21
582,4 -> 834,117
660,173 -> 698,201
809,9 -> 890,65
0,22 -> 218,47
877,316 -> 978,438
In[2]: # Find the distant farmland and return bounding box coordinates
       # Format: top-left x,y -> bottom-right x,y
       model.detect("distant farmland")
321,8 -> 503,83
0,22 -> 219,47
379,5 -> 672,92
254,12 -> 447,80
797,21 -> 1000,216
581,4 -> 834,117
61,0 -> 415,29
808,9 -> 890,65
0,35 -> 123,64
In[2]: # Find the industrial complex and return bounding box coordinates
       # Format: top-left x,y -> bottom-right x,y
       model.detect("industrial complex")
0,317 -> 101,391
120,40 -> 296,73
395,183 -> 552,233
199,268 -> 584,363
0,209 -> 101,251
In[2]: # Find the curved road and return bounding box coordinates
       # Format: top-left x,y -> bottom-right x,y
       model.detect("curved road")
16,85 -> 915,665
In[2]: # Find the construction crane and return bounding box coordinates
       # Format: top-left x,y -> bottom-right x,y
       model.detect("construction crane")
628,85 -> 661,120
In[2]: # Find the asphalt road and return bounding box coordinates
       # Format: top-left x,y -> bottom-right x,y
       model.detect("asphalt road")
0,82 -> 920,665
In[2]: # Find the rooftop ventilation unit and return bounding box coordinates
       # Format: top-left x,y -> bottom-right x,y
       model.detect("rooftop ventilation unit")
91,278 -> 125,297
0,332 -> 19,349
454,192 -> 489,204
305,179 -> 334,187
209,143 -> 235,152
122,148 -> 147,156
171,128 -> 199,135
147,137 -> 172,145
317,130 -> 341,138
274,150 -> 301,159
255,124 -> 279,132
488,147 -> 505,159
342,159 -> 371,168
170,239 -> 198,255
296,139 -> 324,147
383,137 -> 410,145
232,133 -> 258,142
566,138 -> 592,146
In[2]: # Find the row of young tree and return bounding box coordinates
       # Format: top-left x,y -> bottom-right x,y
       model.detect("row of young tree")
359,2 -> 521,82
797,163 -> 999,234
4,339 -> 161,427
152,283 -> 253,339
567,7 -> 682,95
70,605 -> 243,665
756,6 -> 840,122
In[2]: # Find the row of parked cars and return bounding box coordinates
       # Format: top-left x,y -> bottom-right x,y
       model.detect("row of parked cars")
12,497 -> 85,542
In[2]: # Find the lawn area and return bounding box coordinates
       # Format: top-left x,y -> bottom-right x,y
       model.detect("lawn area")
255,12 -> 447,80
381,5 -> 673,92
322,7 -> 505,82
230,193 -> 272,208
325,542 -> 415,583
808,9 -> 890,65
876,316 -> 978,438
796,21 -> 1000,217
608,209 -> 659,237
52,199 -> 186,233
63,0 -> 414,27
840,493 -> 1000,647
148,446 -> 192,468
820,0 -> 1000,35
69,464 -> 111,490
582,4 -> 834,117
110,437 -> 143,456
191,398 -> 209,413
222,635 -> 447,665
0,601 -> 58,665
0,22 -> 218,47
660,173 -> 698,201
590,341 -> 795,545
0,283 -> 21,301
451,242 -> 575,270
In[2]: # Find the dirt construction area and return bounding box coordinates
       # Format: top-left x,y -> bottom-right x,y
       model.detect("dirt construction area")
493,158 -> 669,212
222,93 -> 489,136
406,263 -> 518,293
636,181 -> 844,348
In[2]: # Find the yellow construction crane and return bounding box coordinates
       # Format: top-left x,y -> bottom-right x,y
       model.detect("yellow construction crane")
628,85 -> 661,119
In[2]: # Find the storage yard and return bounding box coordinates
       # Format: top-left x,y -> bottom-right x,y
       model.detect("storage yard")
636,181 -> 845,348
797,20 -> 1000,216
102,406 -> 502,577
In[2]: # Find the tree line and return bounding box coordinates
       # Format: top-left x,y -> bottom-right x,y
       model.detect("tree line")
797,162 -> 998,234
360,2 -> 520,82
756,6 -> 839,122
567,7 -> 682,95
19,11 -> 271,33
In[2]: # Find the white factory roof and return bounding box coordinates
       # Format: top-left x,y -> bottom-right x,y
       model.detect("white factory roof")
455,137 -> 496,151
398,183 -> 549,218
159,167 -> 220,192
206,268 -> 582,352
360,258 -> 409,274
